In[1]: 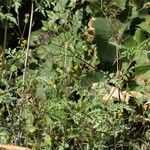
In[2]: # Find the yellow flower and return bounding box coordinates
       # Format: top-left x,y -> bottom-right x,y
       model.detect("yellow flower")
143,100 -> 150,110
73,65 -> 78,70
20,39 -> 27,48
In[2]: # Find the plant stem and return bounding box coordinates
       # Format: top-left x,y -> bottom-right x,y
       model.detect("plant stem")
23,0 -> 34,87
18,0 -> 34,145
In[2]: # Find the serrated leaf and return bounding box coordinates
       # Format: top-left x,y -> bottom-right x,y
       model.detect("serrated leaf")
135,52 -> 150,67
44,134 -> 52,146
110,0 -> 127,10
130,0 -> 143,10
60,0 -> 69,6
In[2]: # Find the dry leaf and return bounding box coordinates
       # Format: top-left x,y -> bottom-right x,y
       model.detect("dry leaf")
84,16 -> 96,41
0,144 -> 31,150
129,91 -> 143,98
103,86 -> 124,101
102,86 -> 144,103
88,16 -> 96,34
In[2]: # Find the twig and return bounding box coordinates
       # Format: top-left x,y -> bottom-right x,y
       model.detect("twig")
115,37 -> 122,100
23,0 -> 34,87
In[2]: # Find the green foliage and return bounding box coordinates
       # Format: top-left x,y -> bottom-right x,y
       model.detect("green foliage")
0,0 -> 150,149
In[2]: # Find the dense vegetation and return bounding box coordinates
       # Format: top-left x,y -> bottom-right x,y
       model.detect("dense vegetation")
0,0 -> 150,149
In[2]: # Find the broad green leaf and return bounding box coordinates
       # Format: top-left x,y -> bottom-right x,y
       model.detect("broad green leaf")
92,17 -> 122,64
133,28 -> 146,45
81,71 -> 105,87
138,17 -> 150,34
124,36 -> 137,48
135,64 -> 150,75
135,52 -> 150,81
92,17 -> 122,40
136,69 -> 150,81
